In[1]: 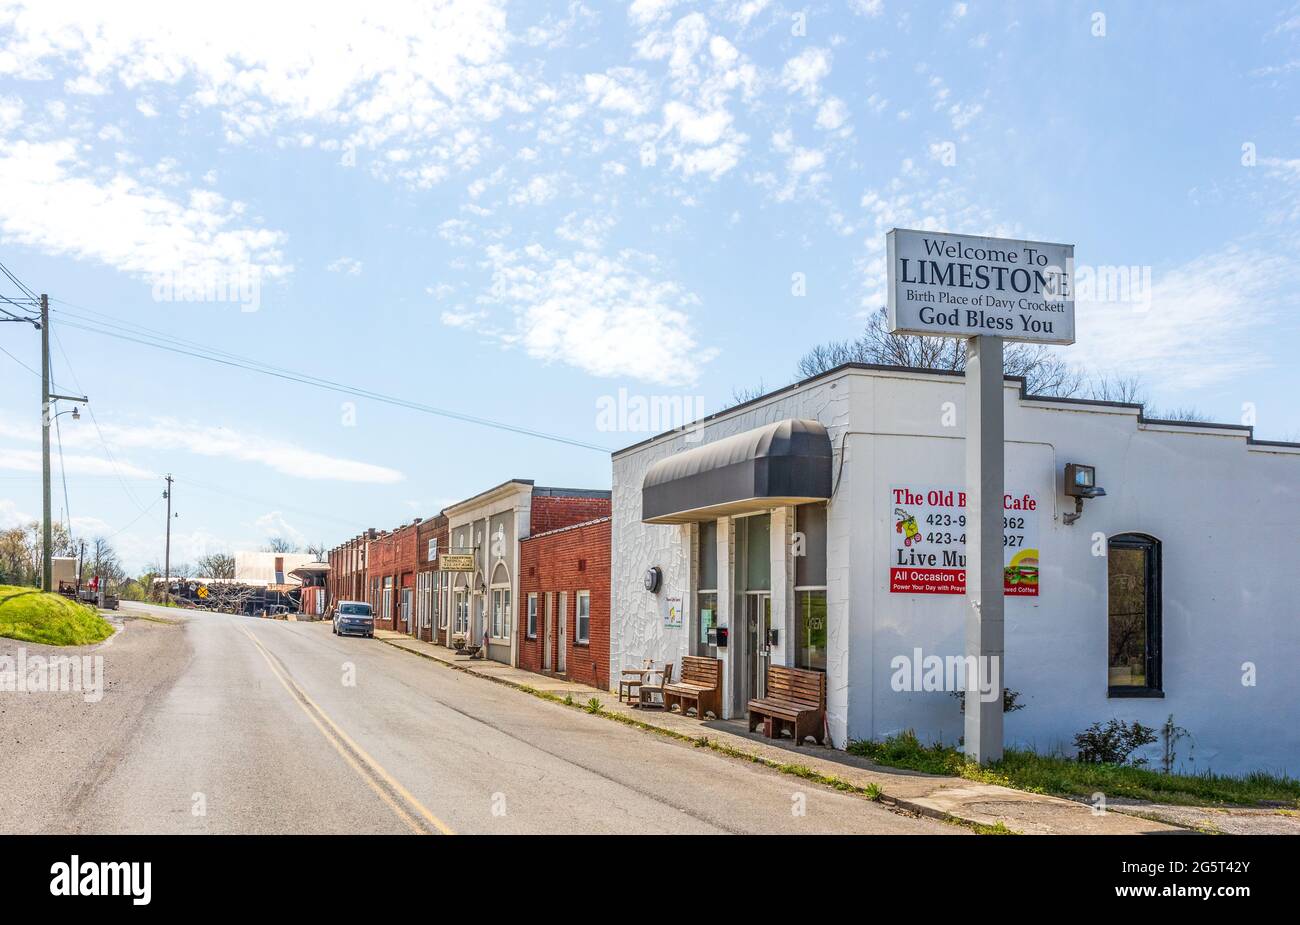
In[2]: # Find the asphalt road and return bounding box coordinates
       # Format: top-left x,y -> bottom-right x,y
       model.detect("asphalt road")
5,603 -> 956,835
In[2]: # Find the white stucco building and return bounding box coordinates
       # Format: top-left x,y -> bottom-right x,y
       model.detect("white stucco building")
610,363 -> 1300,775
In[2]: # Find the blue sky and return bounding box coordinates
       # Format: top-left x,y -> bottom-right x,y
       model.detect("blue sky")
1,0 -> 1297,571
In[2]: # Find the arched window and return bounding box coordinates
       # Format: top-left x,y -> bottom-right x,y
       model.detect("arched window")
1107,533 -> 1162,696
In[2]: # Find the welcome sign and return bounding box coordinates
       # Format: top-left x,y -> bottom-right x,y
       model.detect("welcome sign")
887,229 -> 1075,344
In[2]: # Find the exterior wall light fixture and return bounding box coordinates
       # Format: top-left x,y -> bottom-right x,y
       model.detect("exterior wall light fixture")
1062,463 -> 1106,525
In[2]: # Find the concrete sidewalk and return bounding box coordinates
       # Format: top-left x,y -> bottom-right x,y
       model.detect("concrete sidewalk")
371,629 -> 1182,834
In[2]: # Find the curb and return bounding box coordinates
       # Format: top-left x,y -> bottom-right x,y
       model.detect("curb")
371,632 -> 1022,833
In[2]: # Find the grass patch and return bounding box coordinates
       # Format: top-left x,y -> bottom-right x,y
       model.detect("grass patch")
0,584 -> 115,646
848,730 -> 1300,808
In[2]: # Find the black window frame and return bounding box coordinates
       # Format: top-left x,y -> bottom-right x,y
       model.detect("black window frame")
1107,532 -> 1163,698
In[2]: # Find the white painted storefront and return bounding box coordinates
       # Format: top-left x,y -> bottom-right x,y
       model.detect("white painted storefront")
610,364 -> 1300,775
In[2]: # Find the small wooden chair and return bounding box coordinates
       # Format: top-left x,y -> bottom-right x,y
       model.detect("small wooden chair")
634,662 -> 673,709
619,659 -> 652,703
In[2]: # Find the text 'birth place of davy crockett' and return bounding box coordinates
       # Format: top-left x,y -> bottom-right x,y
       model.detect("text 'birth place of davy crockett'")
886,227 -> 1076,764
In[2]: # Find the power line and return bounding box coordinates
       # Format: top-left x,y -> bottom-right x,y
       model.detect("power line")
0,341 -> 40,377
49,300 -> 613,453
49,325 -> 150,514
54,409 -> 72,536
0,259 -> 40,303
104,494 -> 164,540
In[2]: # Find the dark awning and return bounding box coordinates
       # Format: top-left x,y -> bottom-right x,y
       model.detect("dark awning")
641,419 -> 833,524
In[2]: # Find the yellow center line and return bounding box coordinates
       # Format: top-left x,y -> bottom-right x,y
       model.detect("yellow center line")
241,626 -> 455,835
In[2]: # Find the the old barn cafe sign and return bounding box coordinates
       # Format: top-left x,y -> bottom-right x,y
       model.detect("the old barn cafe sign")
887,229 -> 1075,344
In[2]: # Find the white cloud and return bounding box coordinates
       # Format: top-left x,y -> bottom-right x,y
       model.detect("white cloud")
508,173 -> 560,206
781,47 -> 831,101
635,12 -> 757,180
583,69 -> 654,116
451,244 -> 715,385
254,511 -> 307,547
629,0 -> 682,27
326,256 -> 363,275
0,447 -> 156,479
0,95 -> 24,133
725,1 -> 772,26
0,1 -> 533,184
0,415 -> 403,483
1072,245 -> 1296,390
0,138 -> 290,280
0,498 -> 34,528
816,96 -> 850,131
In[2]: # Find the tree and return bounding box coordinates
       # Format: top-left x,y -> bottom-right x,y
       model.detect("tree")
795,308 -> 1217,421
88,537 -> 126,584
796,308 -> 1084,397
0,521 -> 77,587
263,537 -> 299,553
196,552 -> 236,579
305,543 -> 327,560
724,380 -> 768,409
1086,374 -> 1211,422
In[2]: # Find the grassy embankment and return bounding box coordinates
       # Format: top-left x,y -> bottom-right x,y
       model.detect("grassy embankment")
0,585 -> 115,646
849,731 -> 1300,808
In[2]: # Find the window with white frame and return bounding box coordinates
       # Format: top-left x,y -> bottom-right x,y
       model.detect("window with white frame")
526,593 -> 538,639
454,589 -> 468,635
418,571 -> 434,628
491,587 -> 511,639
428,537 -> 438,562
438,573 -> 449,630
575,590 -> 591,644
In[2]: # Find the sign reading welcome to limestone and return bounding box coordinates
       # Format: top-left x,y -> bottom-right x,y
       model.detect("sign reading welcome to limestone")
887,229 -> 1076,345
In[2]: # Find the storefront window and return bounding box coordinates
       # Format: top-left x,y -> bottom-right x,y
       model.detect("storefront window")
795,504 -> 827,672
697,520 -> 718,653
454,590 -> 468,634
491,587 -> 511,639
698,592 -> 718,647
1108,533 -> 1162,695
796,590 -> 827,672
744,514 -> 771,591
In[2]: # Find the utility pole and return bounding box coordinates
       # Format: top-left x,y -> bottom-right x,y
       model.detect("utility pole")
963,335 -> 1005,765
163,474 -> 174,591
40,295 -> 49,591
40,293 -> 89,592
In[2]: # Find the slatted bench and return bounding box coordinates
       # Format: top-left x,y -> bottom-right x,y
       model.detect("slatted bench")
663,656 -> 722,720
748,665 -> 826,745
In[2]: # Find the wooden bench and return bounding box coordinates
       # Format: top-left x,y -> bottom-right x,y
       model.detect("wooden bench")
663,656 -> 722,720
748,665 -> 826,745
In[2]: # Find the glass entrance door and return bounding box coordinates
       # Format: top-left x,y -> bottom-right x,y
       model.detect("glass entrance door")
746,592 -> 772,701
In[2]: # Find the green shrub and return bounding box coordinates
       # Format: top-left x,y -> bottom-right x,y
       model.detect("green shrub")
1073,719 -> 1157,765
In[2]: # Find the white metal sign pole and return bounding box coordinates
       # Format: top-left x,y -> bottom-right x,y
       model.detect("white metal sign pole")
964,334 -> 1004,765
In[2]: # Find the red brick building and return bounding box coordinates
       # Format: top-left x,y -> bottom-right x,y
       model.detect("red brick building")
517,517 -> 611,690
327,532 -> 371,612
366,521 -> 419,632
444,482 -> 611,665
414,514 -> 449,642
